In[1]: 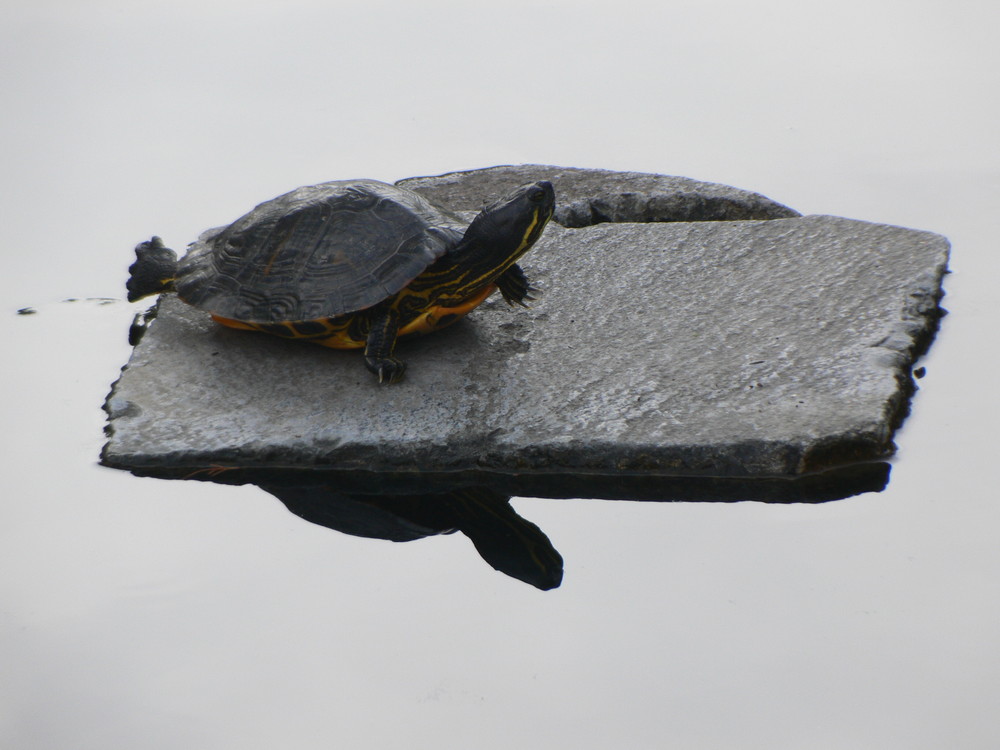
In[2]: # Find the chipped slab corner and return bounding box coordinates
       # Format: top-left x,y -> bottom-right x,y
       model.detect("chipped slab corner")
102,165 -> 950,502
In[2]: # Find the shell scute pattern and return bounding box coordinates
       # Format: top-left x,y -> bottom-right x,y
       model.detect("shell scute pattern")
174,180 -> 465,324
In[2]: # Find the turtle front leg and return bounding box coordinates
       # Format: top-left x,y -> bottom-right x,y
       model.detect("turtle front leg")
496,264 -> 539,307
364,309 -> 406,383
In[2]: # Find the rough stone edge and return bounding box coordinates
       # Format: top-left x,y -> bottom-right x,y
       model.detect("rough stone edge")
843,260 -> 951,468
109,458 -> 894,505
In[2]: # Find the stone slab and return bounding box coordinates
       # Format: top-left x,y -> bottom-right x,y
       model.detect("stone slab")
398,164 -> 801,226
102,167 -> 949,502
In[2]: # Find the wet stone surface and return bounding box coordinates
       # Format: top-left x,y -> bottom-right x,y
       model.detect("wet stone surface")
102,165 -> 949,501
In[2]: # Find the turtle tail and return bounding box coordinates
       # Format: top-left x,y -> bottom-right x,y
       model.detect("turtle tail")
127,236 -> 179,302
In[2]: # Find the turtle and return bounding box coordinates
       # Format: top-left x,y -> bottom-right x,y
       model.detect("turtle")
127,178 -> 555,383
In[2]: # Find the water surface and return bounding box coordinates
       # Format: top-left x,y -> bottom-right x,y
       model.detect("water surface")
2,2 -> 998,748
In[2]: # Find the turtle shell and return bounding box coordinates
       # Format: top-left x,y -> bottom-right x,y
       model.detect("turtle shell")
173,180 -> 466,323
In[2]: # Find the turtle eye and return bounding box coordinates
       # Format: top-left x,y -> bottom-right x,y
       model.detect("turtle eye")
528,187 -> 545,203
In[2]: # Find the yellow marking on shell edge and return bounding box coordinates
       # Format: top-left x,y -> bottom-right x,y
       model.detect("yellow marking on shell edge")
313,331 -> 365,349
212,313 -> 361,348
211,314 -> 258,331
208,283 -> 496,352
397,283 -> 495,336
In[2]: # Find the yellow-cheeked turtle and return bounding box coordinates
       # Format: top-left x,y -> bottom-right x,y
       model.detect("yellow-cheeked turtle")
127,179 -> 555,382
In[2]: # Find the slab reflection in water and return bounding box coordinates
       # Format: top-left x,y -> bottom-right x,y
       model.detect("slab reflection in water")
122,461 -> 889,590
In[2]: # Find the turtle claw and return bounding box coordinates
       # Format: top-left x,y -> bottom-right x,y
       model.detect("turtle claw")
513,285 -> 542,307
496,263 -> 539,307
366,356 -> 406,384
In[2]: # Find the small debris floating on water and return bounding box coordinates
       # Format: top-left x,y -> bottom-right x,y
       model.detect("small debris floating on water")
16,298 -> 124,316
62,297 -> 119,305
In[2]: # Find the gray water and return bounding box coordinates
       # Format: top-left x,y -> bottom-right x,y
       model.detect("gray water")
2,2 -> 998,748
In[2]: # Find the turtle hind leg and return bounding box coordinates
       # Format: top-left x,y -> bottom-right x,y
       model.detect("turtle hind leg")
127,236 -> 179,301
364,309 -> 406,384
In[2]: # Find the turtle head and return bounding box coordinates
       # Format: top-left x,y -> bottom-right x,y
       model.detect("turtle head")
458,181 -> 555,271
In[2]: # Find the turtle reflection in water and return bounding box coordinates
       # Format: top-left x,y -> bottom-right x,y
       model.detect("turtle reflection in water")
258,483 -> 563,590
127,179 -> 555,382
